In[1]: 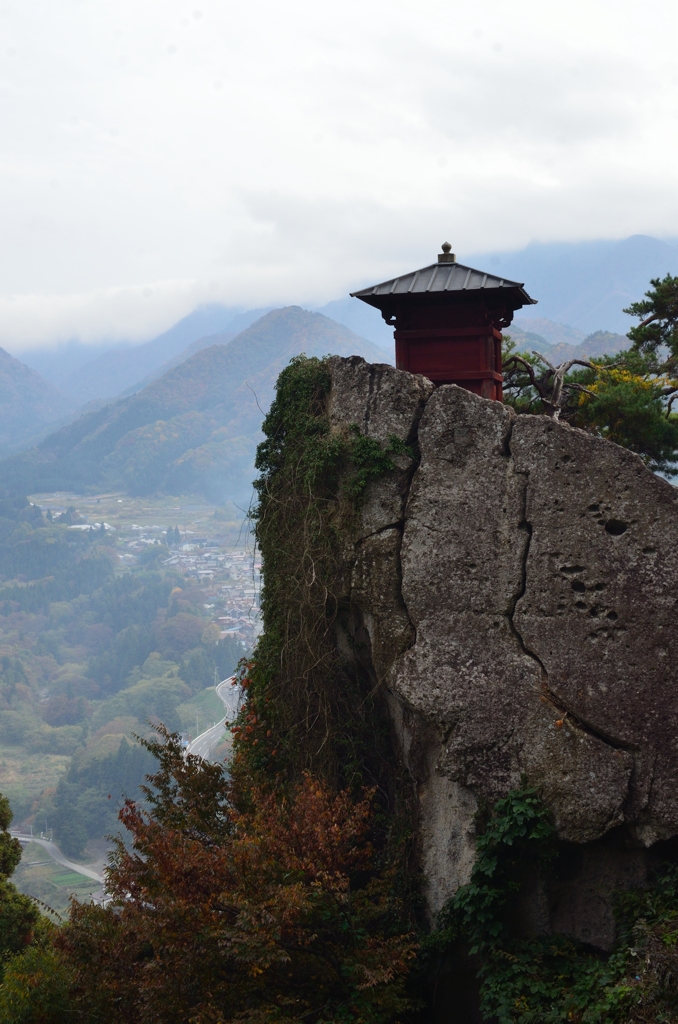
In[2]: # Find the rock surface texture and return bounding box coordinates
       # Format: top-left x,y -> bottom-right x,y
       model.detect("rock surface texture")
327,356 -> 678,941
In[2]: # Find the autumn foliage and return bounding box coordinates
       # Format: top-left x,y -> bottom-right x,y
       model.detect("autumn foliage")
50,730 -> 417,1024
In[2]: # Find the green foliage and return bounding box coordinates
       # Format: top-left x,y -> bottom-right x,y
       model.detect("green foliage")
136,542 -> 170,567
0,504 -> 231,859
503,275 -> 678,475
0,790 -> 42,974
0,795 -> 22,879
86,569 -> 177,635
0,549 -> 114,615
0,942 -> 75,1023
625,273 -> 678,372
344,426 -> 414,503
572,359 -> 678,474
248,355 -> 415,788
155,611 -> 205,658
432,787 -> 678,1023
435,789 -> 556,959
51,736 -> 157,856
0,494 -> 114,613
179,636 -> 242,691
93,670 -> 189,734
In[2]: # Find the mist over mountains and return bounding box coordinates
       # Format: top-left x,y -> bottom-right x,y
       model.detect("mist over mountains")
472,234 -> 678,335
0,308 -> 387,504
21,306 -> 273,406
1,232 -> 676,495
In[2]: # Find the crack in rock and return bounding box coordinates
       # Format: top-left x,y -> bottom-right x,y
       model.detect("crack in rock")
505,465 -> 636,756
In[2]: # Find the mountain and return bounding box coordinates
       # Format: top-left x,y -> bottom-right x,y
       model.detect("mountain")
470,235 -> 678,334
19,339 -> 133,388
114,327 -> 252,399
39,305 -> 272,406
512,318 -> 585,348
0,348 -> 76,458
538,330 -> 628,365
510,321 -> 630,370
508,320 -> 628,364
506,325 -> 554,355
0,307 -> 391,504
314,297 -> 393,351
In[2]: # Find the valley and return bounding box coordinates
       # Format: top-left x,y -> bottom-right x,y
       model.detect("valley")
0,488 -> 258,913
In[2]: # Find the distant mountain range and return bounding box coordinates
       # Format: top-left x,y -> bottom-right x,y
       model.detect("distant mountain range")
9,234 -> 675,405
0,308 -> 389,504
2,232 -> 675,478
15,235 -> 676,406
20,305 -> 272,406
508,324 -> 628,364
0,348 -> 77,457
471,234 -> 678,335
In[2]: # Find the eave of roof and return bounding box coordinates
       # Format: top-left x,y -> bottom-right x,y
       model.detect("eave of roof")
350,261 -> 536,306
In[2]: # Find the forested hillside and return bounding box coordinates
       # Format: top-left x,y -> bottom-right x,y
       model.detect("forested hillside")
0,307 -> 388,504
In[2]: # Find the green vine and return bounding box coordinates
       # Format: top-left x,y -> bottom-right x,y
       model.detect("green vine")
232,355 -> 415,792
429,787 -> 678,1023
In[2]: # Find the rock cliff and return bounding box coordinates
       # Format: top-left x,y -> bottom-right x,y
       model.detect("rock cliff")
326,355 -> 678,946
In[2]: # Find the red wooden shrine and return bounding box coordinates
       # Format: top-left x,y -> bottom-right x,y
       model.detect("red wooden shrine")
351,243 -> 537,401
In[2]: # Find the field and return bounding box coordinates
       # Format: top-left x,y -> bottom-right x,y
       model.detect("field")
13,841 -> 104,918
28,490 -> 253,548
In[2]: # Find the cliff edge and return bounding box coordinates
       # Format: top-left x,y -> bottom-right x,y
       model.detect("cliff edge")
324,355 -> 678,948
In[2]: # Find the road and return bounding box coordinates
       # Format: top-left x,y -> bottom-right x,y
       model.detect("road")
8,679 -> 242,882
186,675 -> 241,761
10,833 -> 105,885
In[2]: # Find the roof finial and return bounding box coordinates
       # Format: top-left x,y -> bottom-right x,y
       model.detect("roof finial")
438,241 -> 456,264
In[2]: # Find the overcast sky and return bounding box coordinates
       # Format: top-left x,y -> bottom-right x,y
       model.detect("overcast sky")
1,0 -> 677,349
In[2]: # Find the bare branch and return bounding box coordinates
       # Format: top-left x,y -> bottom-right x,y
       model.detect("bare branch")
564,382 -> 596,397
531,350 -> 556,373
503,354 -> 538,388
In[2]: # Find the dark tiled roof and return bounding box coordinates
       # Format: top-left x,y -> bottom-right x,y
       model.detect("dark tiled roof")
351,261 -> 536,306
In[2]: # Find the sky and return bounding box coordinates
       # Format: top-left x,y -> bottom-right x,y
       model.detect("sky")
1,0 -> 677,350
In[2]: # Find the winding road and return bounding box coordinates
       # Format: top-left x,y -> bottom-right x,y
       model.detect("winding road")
186,675 -> 241,761
9,678 -> 241,887
10,833 -> 105,885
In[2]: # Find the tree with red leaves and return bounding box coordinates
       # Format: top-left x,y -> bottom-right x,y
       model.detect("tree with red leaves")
52,729 -> 417,1024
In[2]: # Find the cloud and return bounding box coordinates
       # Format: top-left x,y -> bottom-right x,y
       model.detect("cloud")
0,0 -> 676,348
0,281 -> 205,349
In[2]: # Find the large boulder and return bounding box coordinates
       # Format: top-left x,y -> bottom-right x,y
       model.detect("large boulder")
327,357 -> 678,936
